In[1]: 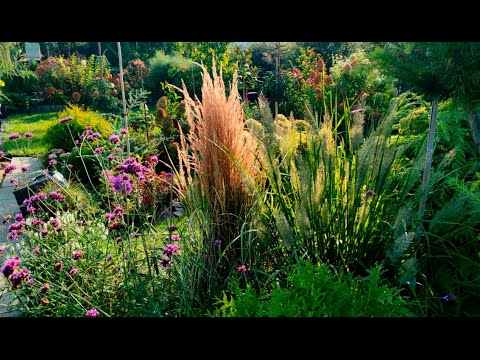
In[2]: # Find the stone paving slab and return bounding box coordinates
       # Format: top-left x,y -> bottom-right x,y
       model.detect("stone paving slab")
0,154 -> 43,317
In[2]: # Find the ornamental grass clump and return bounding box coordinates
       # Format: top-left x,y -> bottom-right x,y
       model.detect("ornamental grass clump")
174,59 -> 258,307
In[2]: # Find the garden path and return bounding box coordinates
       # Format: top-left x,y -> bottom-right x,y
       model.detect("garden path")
0,119 -> 45,317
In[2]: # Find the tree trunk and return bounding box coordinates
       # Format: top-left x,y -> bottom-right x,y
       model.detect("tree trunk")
117,42 -> 130,156
416,98 -> 439,237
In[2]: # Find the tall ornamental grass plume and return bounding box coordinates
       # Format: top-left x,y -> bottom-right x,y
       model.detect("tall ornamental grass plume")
173,58 -> 258,305
255,93 -> 423,273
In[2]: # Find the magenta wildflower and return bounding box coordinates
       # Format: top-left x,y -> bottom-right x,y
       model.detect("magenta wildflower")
54,262 -> 64,272
123,254 -> 129,259
26,206 -> 36,213
120,128 -> 128,135
8,133 -> 20,140
365,189 -> 375,197
21,165 -> 28,172
109,135 -> 120,144
69,268 -> 78,275
40,297 -> 49,305
40,229 -> 50,237
131,232 -> 140,238
160,258 -> 172,269
106,255 -> 112,262
85,125 -> 92,131
50,217 -> 60,228
85,308 -> 100,317
48,153 -> 57,159
214,239 -> 222,247
5,164 -> 17,175
115,236 -> 122,244
40,283 -> 50,294
60,116 -> 73,123
237,265 -> 247,273
14,213 -> 23,222
2,215 -> 12,223
94,146 -> 105,154
1,256 -> 21,277
34,246 -> 40,254
24,132 -> 34,138
115,147 -> 123,153
163,244 -> 180,257
72,250 -> 83,260
171,234 -> 180,242
109,174 -> 133,194
74,140 -> 79,146
0,151 -> 4,158
49,159 -> 57,166
10,268 -> 30,289
107,153 -> 115,161
105,212 -> 115,220
27,278 -> 34,284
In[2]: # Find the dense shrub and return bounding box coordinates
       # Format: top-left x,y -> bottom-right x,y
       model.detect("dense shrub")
44,105 -> 113,151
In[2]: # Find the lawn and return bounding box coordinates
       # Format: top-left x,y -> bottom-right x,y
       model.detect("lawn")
1,112 -> 57,156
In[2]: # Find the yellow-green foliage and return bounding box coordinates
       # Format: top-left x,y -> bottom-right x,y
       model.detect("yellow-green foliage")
44,104 -> 113,151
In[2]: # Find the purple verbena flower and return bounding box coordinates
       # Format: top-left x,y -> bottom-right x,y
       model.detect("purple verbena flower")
109,135 -> 120,144
120,128 -> 128,135
21,165 -> 28,172
60,116 -> 73,123
160,258 -> 172,269
39,283 -> 50,294
85,308 -> 100,317
8,133 -> 20,140
365,189 -> 375,197
171,234 -> 180,242
48,153 -> 57,159
1,256 -> 21,277
214,239 -> 222,247
24,132 -> 34,138
72,250 -> 83,260
107,153 -> 115,161
2,215 -> 12,224
115,236 -> 122,244
237,265 -> 247,273
34,246 -> 40,254
69,268 -> 78,275
49,159 -> 57,166
54,262 -> 64,272
163,244 -> 180,257
94,146 -> 104,154
5,164 -> 17,175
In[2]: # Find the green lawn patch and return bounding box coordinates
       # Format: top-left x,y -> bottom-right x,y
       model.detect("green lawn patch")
1,112 -> 58,156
